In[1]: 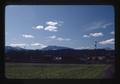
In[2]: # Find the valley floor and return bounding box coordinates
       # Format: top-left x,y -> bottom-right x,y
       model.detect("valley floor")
5,63 -> 114,79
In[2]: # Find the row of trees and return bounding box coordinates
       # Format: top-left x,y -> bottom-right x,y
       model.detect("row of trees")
5,49 -> 115,64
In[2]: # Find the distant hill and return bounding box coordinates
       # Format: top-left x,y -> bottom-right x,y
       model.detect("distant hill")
5,45 -> 114,51
5,46 -> 25,52
41,45 -> 74,50
5,45 -> 114,64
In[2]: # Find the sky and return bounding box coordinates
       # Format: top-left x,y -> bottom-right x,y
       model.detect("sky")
5,5 -> 115,49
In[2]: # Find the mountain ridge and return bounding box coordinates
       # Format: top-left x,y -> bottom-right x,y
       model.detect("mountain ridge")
42,45 -> 74,50
5,45 -> 114,51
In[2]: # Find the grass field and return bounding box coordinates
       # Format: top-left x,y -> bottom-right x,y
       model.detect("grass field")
5,63 -> 111,79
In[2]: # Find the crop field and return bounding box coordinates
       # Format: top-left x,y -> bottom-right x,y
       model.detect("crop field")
5,63 -> 112,79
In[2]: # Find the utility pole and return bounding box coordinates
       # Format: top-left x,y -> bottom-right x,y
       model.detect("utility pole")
95,41 -> 97,49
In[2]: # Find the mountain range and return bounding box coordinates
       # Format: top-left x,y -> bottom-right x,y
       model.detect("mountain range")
42,45 -> 73,50
5,45 -> 113,52
5,45 -> 74,52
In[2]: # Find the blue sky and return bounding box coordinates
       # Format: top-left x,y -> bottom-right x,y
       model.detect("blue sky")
5,5 -> 115,49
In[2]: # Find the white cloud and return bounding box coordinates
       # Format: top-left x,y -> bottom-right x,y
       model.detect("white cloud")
57,37 -> 64,41
22,34 -> 34,38
99,38 -> 114,45
110,31 -> 114,35
32,21 -> 62,32
31,43 -> 41,46
9,43 -> 26,47
57,37 -> 71,41
76,47 -> 91,49
44,26 -> 58,32
83,32 -> 103,38
83,35 -> 90,38
31,43 -> 47,48
32,25 -> 44,30
46,21 -> 58,26
89,32 -> 103,37
48,35 -> 71,41
48,35 -> 56,39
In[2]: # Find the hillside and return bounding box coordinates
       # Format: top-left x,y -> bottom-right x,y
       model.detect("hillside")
5,46 -> 114,64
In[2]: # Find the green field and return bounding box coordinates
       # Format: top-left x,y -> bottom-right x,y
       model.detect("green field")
5,63 -> 111,79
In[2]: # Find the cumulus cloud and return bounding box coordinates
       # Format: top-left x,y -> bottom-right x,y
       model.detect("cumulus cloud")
83,32 -> 103,38
31,43 -> 47,48
83,35 -> 90,38
57,37 -> 64,41
48,35 -> 71,41
46,21 -> 58,26
32,25 -> 44,30
99,38 -> 114,45
44,26 -> 58,32
9,43 -> 26,47
48,35 -> 56,39
89,32 -> 103,37
45,21 -> 59,32
22,34 -> 34,38
9,43 -> 47,49
57,37 -> 71,41
32,21 -> 62,32
110,31 -> 114,35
